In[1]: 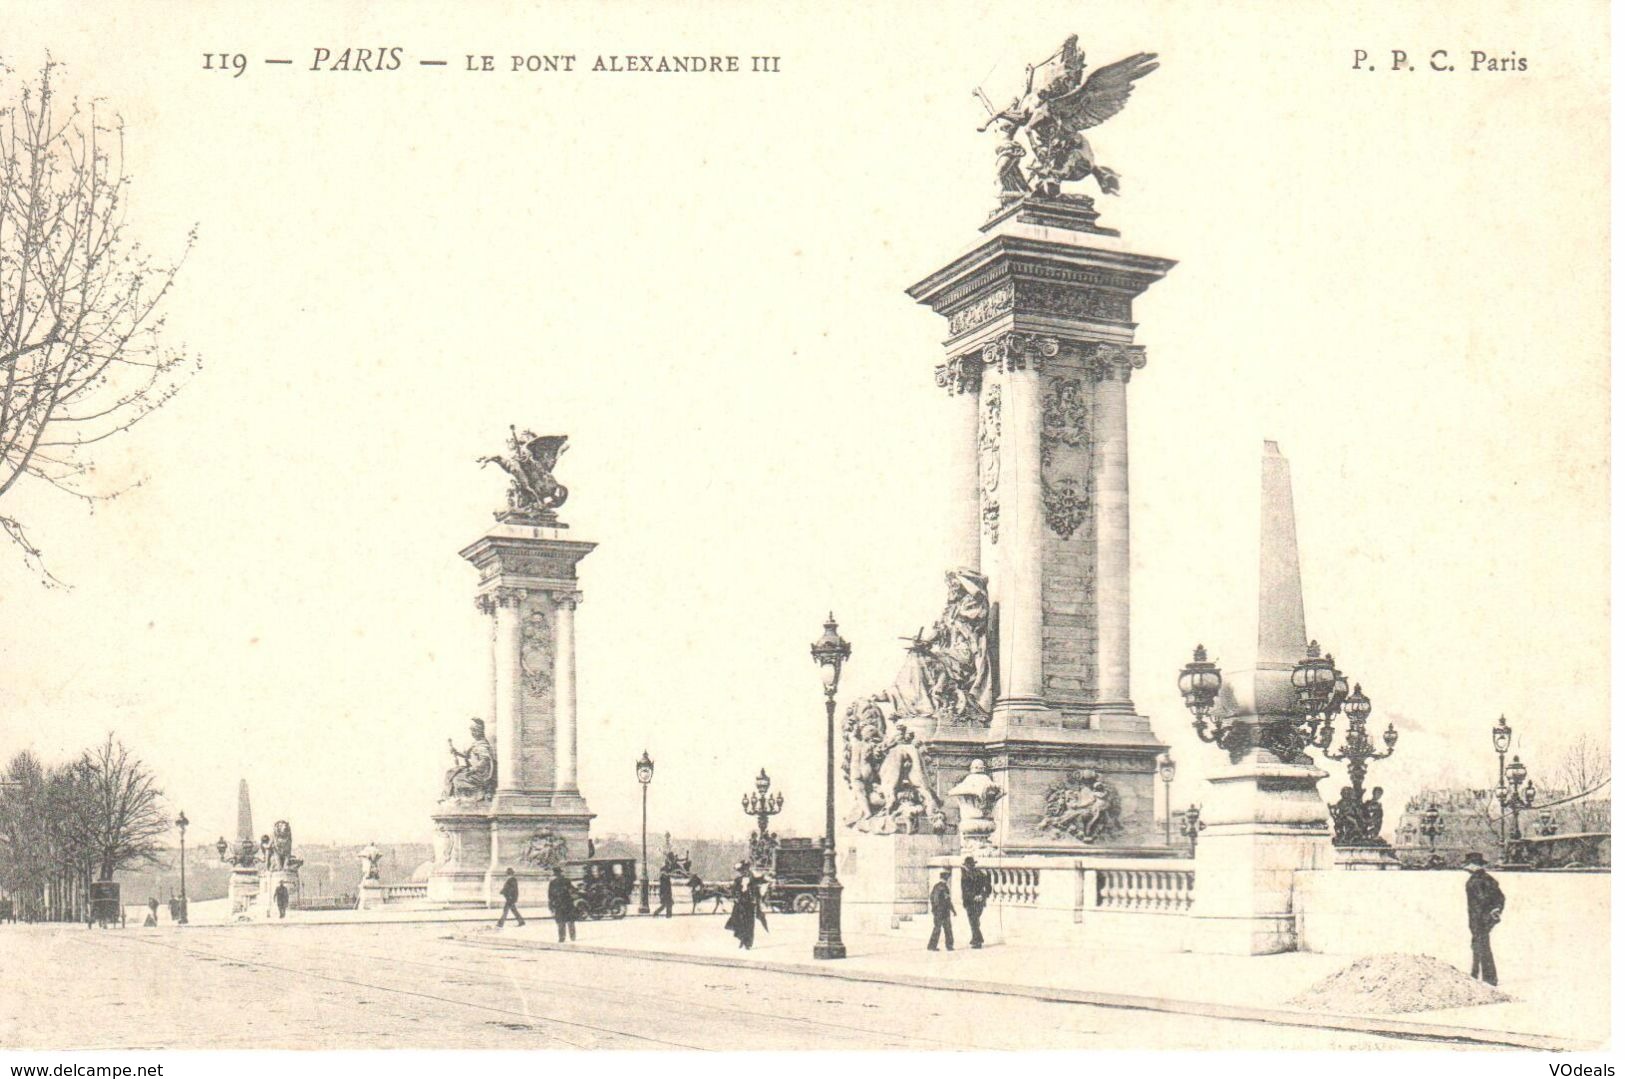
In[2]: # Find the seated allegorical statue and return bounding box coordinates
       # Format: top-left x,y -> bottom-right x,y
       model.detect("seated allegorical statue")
443,718 -> 497,801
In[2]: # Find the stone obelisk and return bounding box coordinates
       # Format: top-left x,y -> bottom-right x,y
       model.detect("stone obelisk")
1187,441 -> 1334,954
428,431 -> 595,908
236,779 -> 253,844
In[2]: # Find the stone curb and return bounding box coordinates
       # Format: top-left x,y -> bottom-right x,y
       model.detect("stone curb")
458,934 -> 1586,1052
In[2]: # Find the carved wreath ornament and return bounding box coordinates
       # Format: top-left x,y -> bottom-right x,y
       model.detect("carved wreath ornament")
1040,377 -> 1092,539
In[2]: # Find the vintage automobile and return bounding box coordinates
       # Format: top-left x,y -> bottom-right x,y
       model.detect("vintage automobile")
762,837 -> 823,913
567,857 -> 634,920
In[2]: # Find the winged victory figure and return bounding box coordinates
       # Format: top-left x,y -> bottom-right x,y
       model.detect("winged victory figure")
479,427 -> 569,521
977,36 -> 1158,205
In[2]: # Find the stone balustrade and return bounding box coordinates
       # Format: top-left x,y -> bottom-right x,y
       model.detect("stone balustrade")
932,853 -> 1196,949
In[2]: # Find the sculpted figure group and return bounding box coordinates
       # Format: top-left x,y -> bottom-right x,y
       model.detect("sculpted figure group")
840,569 -> 991,834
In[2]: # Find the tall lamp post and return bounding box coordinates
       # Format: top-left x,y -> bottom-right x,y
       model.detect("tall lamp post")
635,751 -> 654,914
1156,755 -> 1176,846
174,811 -> 189,924
1499,754 -> 1536,867
1491,715 -> 1512,851
810,613 -> 850,960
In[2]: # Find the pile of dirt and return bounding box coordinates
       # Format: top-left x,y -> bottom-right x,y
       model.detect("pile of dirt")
1287,953 -> 1513,1014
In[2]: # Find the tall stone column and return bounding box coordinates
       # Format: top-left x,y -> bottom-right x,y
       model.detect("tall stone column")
553,592 -> 580,792
936,356 -> 982,572
993,334 -> 1052,716
491,587 -> 525,793
1092,346 -> 1143,717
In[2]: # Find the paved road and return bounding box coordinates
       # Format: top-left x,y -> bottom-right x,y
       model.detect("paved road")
2,923 -> 1408,1050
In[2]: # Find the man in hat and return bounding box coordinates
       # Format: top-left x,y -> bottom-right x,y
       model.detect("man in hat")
927,868 -> 956,951
1463,852 -> 1505,985
547,866 -> 577,942
655,868 -> 675,918
497,867 -> 526,928
960,856 -> 992,948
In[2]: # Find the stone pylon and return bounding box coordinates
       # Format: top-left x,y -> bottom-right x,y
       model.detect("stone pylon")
1187,441 -> 1333,955
903,202 -> 1177,851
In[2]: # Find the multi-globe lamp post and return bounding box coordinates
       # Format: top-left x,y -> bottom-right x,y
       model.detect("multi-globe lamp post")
635,750 -> 654,914
742,768 -> 785,869
810,613 -> 850,960
1499,753 -> 1536,867
1322,683 -> 1397,804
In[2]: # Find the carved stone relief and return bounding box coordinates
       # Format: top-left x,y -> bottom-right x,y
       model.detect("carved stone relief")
1041,376 -> 1092,540
520,605 -> 554,697
979,384 -> 1001,544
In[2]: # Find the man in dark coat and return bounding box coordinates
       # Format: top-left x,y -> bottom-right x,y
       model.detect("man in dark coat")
927,868 -> 955,951
655,870 -> 675,918
273,881 -> 290,919
497,868 -> 526,927
547,866 -> 576,941
724,861 -> 766,949
960,856 -> 992,948
1463,852 -> 1504,985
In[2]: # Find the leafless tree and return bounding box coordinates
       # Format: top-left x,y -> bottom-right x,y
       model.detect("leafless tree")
1548,733 -> 1610,832
78,733 -> 168,881
0,59 -> 199,584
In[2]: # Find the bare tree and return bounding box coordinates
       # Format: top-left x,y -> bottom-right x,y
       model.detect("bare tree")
78,733 -> 167,881
0,59 -> 199,583
1550,733 -> 1610,832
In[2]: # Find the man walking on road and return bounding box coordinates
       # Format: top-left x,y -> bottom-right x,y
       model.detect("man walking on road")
961,856 -> 991,948
548,866 -> 577,942
497,868 -> 526,928
655,869 -> 674,918
1464,852 -> 1505,985
927,868 -> 955,952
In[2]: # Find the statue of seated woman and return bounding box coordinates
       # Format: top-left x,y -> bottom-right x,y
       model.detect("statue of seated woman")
443,718 -> 497,800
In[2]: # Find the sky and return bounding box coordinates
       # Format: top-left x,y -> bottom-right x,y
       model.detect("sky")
0,1 -> 1608,846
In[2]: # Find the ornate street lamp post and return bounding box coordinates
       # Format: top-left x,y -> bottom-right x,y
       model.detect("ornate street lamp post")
174,811 -> 189,924
1498,754 -> 1536,867
810,613 -> 850,960
1157,754 -> 1176,846
215,836 -> 229,863
742,768 -> 785,870
1491,714 -> 1512,851
635,751 -> 654,914
1322,684 -> 1399,845
1179,804 -> 1205,857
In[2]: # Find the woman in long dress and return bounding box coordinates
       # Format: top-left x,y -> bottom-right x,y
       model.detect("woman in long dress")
724,861 -> 766,949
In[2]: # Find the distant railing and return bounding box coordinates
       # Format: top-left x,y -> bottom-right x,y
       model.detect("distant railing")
381,883 -> 428,902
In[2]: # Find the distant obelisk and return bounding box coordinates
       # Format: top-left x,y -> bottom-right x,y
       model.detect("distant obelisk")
236,779 -> 253,842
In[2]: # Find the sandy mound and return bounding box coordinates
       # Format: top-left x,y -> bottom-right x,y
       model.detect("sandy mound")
1288,953 -> 1513,1014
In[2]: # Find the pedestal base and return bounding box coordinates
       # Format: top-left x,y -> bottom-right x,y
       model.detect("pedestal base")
227,868 -> 260,919
836,831 -> 955,932
1187,754 -> 1334,955
1334,845 -> 1401,870
428,801 -> 593,907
